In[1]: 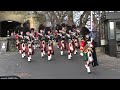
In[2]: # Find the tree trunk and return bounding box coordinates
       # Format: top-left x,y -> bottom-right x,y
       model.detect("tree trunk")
67,11 -> 74,26
79,11 -> 86,27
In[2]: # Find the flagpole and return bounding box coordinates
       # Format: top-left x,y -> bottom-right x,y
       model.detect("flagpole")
91,11 -> 93,42
91,11 -> 93,31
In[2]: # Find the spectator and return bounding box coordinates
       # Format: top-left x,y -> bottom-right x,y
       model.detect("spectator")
89,31 -> 99,67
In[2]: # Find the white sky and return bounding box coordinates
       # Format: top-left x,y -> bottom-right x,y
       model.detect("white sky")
73,11 -> 91,29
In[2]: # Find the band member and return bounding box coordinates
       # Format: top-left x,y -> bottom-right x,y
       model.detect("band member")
46,39 -> 54,61
25,41 -> 33,62
80,37 -> 85,56
38,24 -> 45,33
61,23 -> 66,33
67,39 -> 74,60
44,27 -> 51,43
55,24 -> 62,48
84,40 -> 94,73
21,39 -> 26,58
15,32 -> 19,49
83,34 -> 94,73
29,28 -> 36,50
34,31 -> 39,48
18,31 -> 24,54
73,37 -> 79,55
40,38 -> 46,57
59,36 -> 66,56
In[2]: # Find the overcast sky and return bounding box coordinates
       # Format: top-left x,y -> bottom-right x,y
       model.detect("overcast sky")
73,11 -> 91,30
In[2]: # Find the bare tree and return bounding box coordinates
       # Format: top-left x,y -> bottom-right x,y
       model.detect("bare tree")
67,11 -> 74,25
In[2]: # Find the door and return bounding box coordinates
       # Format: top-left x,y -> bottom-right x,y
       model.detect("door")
108,21 -> 116,57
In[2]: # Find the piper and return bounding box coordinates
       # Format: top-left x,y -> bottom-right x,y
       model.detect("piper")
47,39 -> 54,61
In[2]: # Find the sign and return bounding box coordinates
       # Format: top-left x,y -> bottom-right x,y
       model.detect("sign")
101,39 -> 106,45
0,41 -> 7,52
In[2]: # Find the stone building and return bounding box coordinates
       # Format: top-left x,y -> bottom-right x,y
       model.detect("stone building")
0,11 -> 46,37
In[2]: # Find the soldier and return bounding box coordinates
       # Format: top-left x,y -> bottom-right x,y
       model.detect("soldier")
21,39 -> 26,59
53,29 -> 59,48
83,34 -> 94,73
79,36 -> 85,56
15,32 -> 19,49
59,35 -> 67,56
24,32 -> 35,62
73,36 -> 79,55
44,27 -> 51,43
38,24 -> 45,33
46,39 -> 54,61
26,41 -> 33,62
39,37 -> 46,58
29,28 -> 36,50
18,31 -> 24,54
55,24 -> 62,48
34,31 -> 39,48
67,39 -> 74,60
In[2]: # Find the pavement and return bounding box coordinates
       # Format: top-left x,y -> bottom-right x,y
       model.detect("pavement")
0,46 -> 120,79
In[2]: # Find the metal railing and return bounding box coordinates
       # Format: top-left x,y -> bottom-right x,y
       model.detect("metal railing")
0,75 -> 20,79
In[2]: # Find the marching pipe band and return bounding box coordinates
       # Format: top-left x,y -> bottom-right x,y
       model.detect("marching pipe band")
13,23 -> 97,74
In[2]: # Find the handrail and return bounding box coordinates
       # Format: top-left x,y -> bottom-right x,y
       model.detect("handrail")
0,75 -> 20,79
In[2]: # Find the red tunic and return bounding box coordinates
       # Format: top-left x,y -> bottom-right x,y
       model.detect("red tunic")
19,44 -> 22,50
72,40 -> 75,50
15,34 -> 18,40
34,32 -> 38,39
55,32 -> 58,38
39,41 -> 42,48
80,40 -> 85,51
25,46 -> 29,54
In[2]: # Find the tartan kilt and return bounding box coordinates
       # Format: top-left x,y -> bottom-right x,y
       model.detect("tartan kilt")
25,46 -> 29,54
45,37 -> 49,43
52,50 -> 54,55
19,44 -> 22,50
56,38 -> 59,42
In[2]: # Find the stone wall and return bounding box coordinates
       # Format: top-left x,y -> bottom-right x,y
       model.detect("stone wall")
0,11 -> 46,31
0,11 -> 28,23
24,14 -> 46,31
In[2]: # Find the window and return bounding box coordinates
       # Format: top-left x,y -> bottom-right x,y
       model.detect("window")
116,34 -> 120,41
109,22 -> 115,39
116,21 -> 120,33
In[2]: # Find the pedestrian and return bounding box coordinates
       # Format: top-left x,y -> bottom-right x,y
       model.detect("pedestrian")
90,31 -> 99,67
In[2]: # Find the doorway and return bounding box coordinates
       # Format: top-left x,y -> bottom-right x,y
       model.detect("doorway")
0,21 -> 21,37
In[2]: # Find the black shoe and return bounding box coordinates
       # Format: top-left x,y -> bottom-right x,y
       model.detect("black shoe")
88,72 -> 91,74
94,63 -> 99,67
92,62 -> 94,67
92,62 -> 99,67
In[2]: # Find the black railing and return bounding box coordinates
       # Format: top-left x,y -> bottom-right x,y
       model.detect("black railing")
0,75 -> 20,79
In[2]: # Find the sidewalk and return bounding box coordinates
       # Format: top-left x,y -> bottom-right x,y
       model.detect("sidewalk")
97,52 -> 120,73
